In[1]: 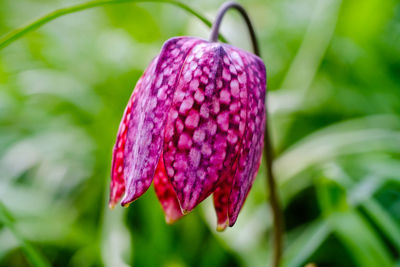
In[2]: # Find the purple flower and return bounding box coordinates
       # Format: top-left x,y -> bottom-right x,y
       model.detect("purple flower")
110,36 -> 266,231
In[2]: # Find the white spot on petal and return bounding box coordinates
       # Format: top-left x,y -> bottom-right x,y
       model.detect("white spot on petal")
197,169 -> 206,180
217,112 -> 230,132
185,111 -> 200,129
230,79 -> 240,97
178,133 -> 192,149
238,72 -> 247,84
201,143 -> 212,156
222,68 -> 231,81
200,104 -> 209,118
189,79 -> 199,91
229,65 -> 237,74
194,69 -> 202,77
179,97 -> 194,113
189,61 -> 198,71
184,71 -> 192,82
200,76 -> 208,84
193,129 -> 205,143
194,90 -> 204,103
189,148 -> 201,168
220,90 -> 231,104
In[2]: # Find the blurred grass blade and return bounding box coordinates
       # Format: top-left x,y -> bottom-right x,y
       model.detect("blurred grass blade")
276,115 -> 400,185
315,178 -> 393,267
0,202 -> 51,267
334,212 -> 393,267
0,0 -> 227,50
279,0 -> 342,90
325,164 -> 400,251
283,220 -> 331,267
273,0 -> 342,145
363,200 -> 400,251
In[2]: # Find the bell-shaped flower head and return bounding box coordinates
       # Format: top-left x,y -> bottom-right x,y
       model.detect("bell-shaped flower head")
110,36 -> 266,230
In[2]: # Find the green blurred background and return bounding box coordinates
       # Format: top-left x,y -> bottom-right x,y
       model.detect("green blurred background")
0,0 -> 400,266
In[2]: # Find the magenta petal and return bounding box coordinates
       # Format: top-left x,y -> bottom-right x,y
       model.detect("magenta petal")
119,37 -> 203,206
154,153 -> 184,224
228,50 -> 266,226
110,57 -> 158,208
213,164 -> 236,231
163,43 -> 247,212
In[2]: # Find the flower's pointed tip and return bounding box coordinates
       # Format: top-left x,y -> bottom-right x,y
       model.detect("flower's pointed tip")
163,206 -> 184,224
181,208 -> 189,215
120,200 -> 131,208
108,202 -> 116,210
216,221 -> 228,232
228,216 -> 238,228
165,216 -> 179,225
121,193 -> 139,207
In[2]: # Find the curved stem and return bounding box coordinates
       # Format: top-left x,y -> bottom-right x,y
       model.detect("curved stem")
209,1 -> 259,55
0,0 -> 227,50
264,118 -> 283,267
210,2 -> 283,267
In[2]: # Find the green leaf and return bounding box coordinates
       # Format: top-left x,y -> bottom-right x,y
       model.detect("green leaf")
0,202 -> 51,267
363,199 -> 400,251
283,220 -> 331,267
333,211 -> 393,267
276,115 -> 400,185
315,178 -> 393,267
324,164 -> 400,252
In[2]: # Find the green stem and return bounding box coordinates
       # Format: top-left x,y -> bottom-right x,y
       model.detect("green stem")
0,0 -> 227,50
0,202 -> 51,267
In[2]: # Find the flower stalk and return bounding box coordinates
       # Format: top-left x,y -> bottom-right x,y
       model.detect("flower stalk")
0,0 -> 227,50
210,2 -> 283,266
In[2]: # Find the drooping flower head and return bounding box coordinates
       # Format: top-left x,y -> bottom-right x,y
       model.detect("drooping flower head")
110,36 -> 266,231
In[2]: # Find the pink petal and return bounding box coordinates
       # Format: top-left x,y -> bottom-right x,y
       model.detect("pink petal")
110,57 -> 157,208
163,43 -> 247,212
117,37 -> 203,206
213,164 -> 236,231
154,153 -> 183,224
228,48 -> 266,226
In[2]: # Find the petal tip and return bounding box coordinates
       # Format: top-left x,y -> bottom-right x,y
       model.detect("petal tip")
216,221 -> 228,232
120,199 -> 132,208
181,209 -> 189,215
108,201 -> 116,209
120,192 -> 141,207
165,215 -> 179,225
163,204 -> 184,224
228,216 -> 237,227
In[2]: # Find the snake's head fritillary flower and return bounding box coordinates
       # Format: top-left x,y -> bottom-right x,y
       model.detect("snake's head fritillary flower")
110,36 -> 266,231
